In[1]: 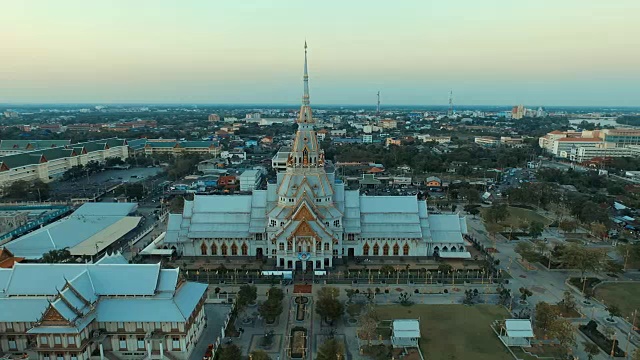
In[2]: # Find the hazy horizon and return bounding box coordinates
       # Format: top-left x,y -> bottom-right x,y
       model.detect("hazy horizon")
2,1 -> 639,106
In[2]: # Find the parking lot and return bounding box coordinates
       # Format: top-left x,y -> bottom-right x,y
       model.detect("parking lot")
49,167 -> 164,201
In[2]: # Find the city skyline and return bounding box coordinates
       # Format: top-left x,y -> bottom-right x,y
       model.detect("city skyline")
2,0 -> 639,106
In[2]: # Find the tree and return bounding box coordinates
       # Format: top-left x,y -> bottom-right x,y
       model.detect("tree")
616,243 -> 640,270
519,287 -> 533,302
560,243 -> 607,278
41,248 -> 72,263
589,222 -> 608,240
582,341 -> 600,360
258,287 -> 284,323
236,284 -> 257,313
169,197 -> 185,213
547,318 -> 576,355
558,290 -> 576,314
534,302 -> 560,334
606,305 -> 622,321
398,292 -> 413,306
498,285 -> 512,306
316,338 -> 345,360
250,350 -> 272,360
484,204 -> 508,224
437,263 -> 453,274
558,220 -> 578,234
358,310 -> 378,346
4,179 -> 50,201
485,222 -> 503,244
528,221 -> 544,239
316,287 -> 343,325
632,348 -> 640,360
217,344 -> 242,360
514,241 -> 538,262
468,207 -> 480,219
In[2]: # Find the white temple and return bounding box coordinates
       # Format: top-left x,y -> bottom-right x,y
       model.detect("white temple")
164,43 -> 470,270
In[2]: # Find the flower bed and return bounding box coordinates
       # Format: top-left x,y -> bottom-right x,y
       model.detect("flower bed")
579,321 -> 625,357
290,326 -> 307,358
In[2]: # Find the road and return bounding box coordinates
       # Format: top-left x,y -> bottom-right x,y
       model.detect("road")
189,304 -> 231,360
466,215 -> 640,359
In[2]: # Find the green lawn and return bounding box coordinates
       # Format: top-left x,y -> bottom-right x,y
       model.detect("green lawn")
595,283 -> 640,319
375,304 -> 512,360
482,206 -> 552,229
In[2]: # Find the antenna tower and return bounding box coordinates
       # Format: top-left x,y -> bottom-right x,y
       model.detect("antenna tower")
448,90 -> 454,116
376,91 -> 380,115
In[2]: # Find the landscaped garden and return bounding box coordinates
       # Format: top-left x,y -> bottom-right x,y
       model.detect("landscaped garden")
375,304 -> 512,360
289,326 -> 307,359
481,205 -> 552,228
594,282 -> 640,319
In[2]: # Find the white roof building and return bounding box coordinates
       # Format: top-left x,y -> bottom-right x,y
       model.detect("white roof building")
0,254 -> 209,360
499,319 -> 534,347
162,44 -> 469,270
392,319 -> 421,348
4,203 -> 140,259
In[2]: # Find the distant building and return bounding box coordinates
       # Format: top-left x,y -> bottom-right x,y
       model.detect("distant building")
317,129 -> 328,141
417,135 -> 451,144
239,169 -> 261,192
425,176 -> 442,188
0,139 -> 129,187
0,140 -> 71,156
386,137 -> 402,146
474,136 -> 500,147
271,147 -> 291,172
380,119 -> 398,129
512,105 -> 525,120
143,140 -> 221,157
0,211 -> 29,236
363,134 -> 373,143
208,113 -> 220,122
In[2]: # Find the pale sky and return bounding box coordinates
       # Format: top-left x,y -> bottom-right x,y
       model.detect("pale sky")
1,0 -> 639,106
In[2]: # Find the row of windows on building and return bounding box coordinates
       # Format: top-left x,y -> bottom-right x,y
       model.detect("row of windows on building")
278,197 -> 332,204
200,242 -> 248,256
362,243 -> 410,256
269,219 -> 340,227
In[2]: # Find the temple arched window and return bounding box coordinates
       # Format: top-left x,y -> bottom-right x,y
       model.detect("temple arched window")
221,244 -> 228,256
383,243 -> 389,256
403,243 -> 409,256
200,242 -> 207,255
363,243 -> 370,256
211,243 -> 217,255
241,243 -> 248,256
393,243 -> 400,256
231,243 -> 238,256
373,243 -> 380,256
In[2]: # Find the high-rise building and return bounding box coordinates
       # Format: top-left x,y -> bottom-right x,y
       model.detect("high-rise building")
512,105 -> 525,120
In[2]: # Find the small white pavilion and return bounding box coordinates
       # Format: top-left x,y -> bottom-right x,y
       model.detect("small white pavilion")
499,319 -> 534,347
392,319 -> 421,348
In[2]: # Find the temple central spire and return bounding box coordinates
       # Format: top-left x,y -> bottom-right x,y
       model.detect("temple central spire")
288,42 -> 323,168
303,41 -> 310,106
297,42 -> 313,124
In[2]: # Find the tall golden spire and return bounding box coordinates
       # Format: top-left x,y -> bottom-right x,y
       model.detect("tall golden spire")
303,41 -> 310,106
